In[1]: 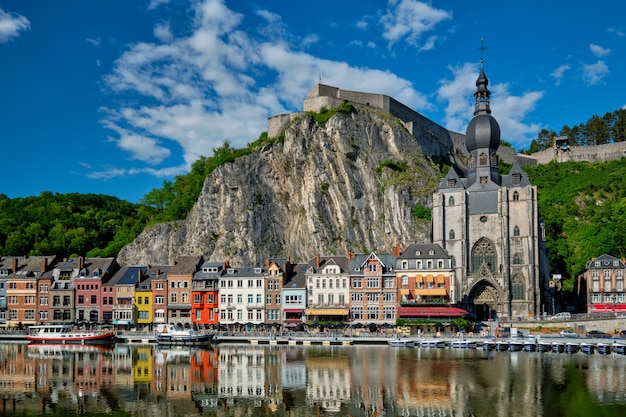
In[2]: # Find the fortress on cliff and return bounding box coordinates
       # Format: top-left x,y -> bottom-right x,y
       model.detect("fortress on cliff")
268,84 -> 626,167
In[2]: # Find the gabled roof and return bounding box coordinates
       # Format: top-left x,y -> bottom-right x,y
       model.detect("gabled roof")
305,255 -> 350,273
502,162 -> 531,187
169,255 -> 203,275
439,167 -> 466,189
223,266 -> 266,278
105,266 -> 147,286
284,263 -> 308,289
398,243 -> 449,260
0,255 -> 57,278
586,254 -> 626,269
349,252 -> 397,274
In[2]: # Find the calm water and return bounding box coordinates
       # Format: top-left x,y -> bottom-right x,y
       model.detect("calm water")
1,341 -> 626,416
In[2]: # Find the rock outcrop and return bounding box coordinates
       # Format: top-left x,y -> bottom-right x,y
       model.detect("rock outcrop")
117,106 -> 450,266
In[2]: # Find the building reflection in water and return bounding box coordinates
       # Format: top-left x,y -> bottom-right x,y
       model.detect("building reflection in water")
1,342 -> 626,416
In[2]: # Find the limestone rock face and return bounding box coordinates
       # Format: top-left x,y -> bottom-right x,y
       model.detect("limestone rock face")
117,107 -> 449,266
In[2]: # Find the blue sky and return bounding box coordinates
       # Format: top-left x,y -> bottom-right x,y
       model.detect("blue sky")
1,0 -> 625,202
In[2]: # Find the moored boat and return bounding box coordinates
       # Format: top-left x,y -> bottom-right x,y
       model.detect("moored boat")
596,343 -> 611,355
565,342 -> 580,354
551,341 -> 565,353
509,340 -> 524,352
580,343 -> 595,355
388,338 -> 415,347
483,340 -> 496,351
420,340 -> 446,348
26,324 -> 116,344
495,341 -> 509,351
155,324 -> 214,346
523,341 -> 537,352
613,342 -> 626,355
537,342 -> 551,352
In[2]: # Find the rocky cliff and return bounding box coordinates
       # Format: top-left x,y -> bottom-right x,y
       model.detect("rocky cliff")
116,106 -> 451,266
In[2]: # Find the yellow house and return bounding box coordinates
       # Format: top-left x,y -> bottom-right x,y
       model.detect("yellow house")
135,279 -> 153,329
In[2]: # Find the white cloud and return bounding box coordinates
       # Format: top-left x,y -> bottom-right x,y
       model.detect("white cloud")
147,0 -> 171,11
582,60 -> 609,85
85,36 -> 101,47
100,0 -> 433,178
0,8 -> 30,43
436,63 -> 543,149
550,64 -> 570,86
589,43 -> 611,57
153,22 -> 173,43
379,0 -> 451,49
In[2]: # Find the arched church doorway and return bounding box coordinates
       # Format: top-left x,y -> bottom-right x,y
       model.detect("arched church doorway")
472,284 -> 498,321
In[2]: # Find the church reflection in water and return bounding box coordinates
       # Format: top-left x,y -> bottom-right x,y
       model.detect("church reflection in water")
1,343 -> 625,416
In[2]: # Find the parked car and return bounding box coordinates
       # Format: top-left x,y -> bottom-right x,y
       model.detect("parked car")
549,312 -> 571,320
560,329 -> 579,338
585,330 -> 611,338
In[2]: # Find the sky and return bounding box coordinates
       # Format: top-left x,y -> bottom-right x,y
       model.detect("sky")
1,0 -> 625,203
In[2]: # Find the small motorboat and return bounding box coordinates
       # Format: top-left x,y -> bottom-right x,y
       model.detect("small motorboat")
509,340 -> 524,352
155,324 -> 214,346
537,342 -> 551,353
523,341 -> 537,352
482,340 -> 496,351
551,342 -> 565,353
597,343 -> 612,355
565,342 -> 580,354
388,338 -> 415,347
580,343 -> 595,355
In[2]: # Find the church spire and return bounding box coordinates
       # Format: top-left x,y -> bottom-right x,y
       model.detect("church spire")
474,38 -> 491,116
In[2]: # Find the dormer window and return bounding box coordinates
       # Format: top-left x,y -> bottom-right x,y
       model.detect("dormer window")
79,269 -> 87,277
227,268 -> 235,274
93,269 -> 100,277
0,270 -> 8,276
254,268 -> 262,274
512,173 -> 522,184
429,250 -> 435,255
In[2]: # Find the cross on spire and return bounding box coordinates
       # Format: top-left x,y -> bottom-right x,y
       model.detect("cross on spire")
478,38 -> 487,68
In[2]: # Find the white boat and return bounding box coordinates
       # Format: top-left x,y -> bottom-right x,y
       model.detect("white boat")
452,340 -> 477,349
597,343 -> 612,355
154,324 -> 214,345
509,340 -> 524,352
580,342 -> 595,355
388,338 -> 415,347
420,340 -> 446,348
26,324 -> 116,344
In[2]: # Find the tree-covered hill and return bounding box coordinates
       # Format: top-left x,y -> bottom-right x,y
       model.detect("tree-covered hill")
525,158 -> 626,290
0,192 -> 155,259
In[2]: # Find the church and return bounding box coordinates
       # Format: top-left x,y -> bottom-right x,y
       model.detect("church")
432,62 -> 549,321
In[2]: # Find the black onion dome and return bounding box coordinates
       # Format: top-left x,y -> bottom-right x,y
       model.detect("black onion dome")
465,113 -> 500,152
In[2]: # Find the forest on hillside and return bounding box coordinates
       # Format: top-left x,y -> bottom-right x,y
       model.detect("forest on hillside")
2,105 -> 626,292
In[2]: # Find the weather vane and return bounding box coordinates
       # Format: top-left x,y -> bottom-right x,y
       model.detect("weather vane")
478,38 -> 487,68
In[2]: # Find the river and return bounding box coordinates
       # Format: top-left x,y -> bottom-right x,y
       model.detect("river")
1,342 -> 625,416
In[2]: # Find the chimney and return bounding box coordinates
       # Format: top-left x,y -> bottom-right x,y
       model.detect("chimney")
266,258 -> 270,269
315,254 -> 320,269
78,256 -> 84,270
12,258 -> 18,273
223,260 -> 230,270
138,269 -> 143,282
392,244 -> 401,257
41,257 -> 48,272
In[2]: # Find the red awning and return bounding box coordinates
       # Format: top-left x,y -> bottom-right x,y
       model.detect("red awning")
283,309 -> 304,313
590,303 -> 626,311
397,306 -> 468,318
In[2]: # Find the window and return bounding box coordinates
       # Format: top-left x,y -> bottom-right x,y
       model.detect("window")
352,278 -> 362,288
369,264 -> 377,272
367,277 -> 378,288
39,296 -> 48,305
367,307 -> 378,320
248,294 -> 253,304
512,191 -> 519,201
513,225 -> 520,236
449,229 -> 455,240
351,307 -> 363,320
155,296 -> 164,304
78,295 -> 84,304
256,294 -> 262,304
91,295 -> 97,304
137,297 -> 142,305
401,275 -> 408,287
352,293 -> 363,302
512,173 -> 522,184
383,306 -> 395,320
170,293 -> 177,303
40,284 -> 48,293
511,277 -> 524,300
276,294 -> 281,304
267,294 -> 272,304
402,261 -> 408,269
447,178 -> 457,187
194,294 -> 203,304
471,238 -> 496,274
479,153 -> 487,165
383,277 -> 394,288
339,294 -> 345,305
448,196 -> 455,206
513,253 -> 522,265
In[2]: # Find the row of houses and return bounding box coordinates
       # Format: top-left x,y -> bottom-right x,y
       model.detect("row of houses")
0,243 -> 468,330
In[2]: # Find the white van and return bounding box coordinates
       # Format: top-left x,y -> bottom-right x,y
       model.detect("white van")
549,312 -> 571,320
